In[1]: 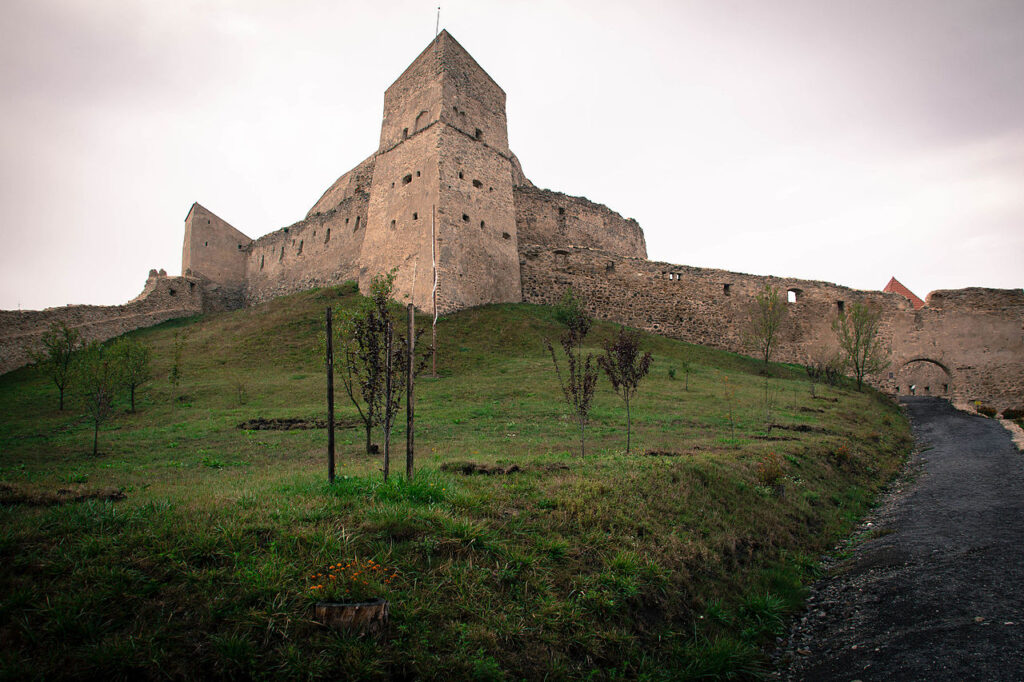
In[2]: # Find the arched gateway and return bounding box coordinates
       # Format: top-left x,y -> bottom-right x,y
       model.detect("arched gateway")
895,358 -> 953,397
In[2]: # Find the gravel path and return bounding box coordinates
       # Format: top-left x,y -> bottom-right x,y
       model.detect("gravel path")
779,397 -> 1024,681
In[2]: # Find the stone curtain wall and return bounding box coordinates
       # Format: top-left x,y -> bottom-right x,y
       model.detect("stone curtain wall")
514,185 -> 647,259
244,192 -> 369,306
519,244 -> 1024,410
0,272 -> 202,375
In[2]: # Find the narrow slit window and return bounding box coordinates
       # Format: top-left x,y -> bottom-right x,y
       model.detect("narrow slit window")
474,128 -> 482,139
260,254 -> 264,270
390,219 -> 396,229
458,171 -> 464,179
723,283 -> 731,296
413,212 -> 418,220
297,240 -> 303,255
279,246 -> 284,261
354,216 -> 360,232
402,127 -> 408,139
324,228 -> 331,244
480,220 -> 485,229
837,300 -> 845,313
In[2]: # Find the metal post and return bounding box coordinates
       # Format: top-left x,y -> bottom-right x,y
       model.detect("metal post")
406,303 -> 415,480
326,306 -> 335,484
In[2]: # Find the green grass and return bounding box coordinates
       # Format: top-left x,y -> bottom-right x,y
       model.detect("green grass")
0,285 -> 912,679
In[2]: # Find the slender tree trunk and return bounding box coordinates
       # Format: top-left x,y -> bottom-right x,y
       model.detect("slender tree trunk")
92,420 -> 99,457
130,385 -> 136,413
579,420 -> 585,458
365,424 -> 373,455
383,328 -> 392,482
625,395 -> 631,454
326,307 -> 335,484
59,387 -> 64,411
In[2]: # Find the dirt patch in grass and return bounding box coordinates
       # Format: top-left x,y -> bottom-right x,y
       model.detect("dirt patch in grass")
770,423 -> 830,434
237,417 -> 359,430
441,461 -> 523,475
0,482 -> 126,506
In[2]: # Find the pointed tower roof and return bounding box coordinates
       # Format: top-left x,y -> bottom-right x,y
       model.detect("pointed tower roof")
883,277 -> 925,309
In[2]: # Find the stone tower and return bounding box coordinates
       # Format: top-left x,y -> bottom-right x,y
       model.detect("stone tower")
357,31 -> 522,312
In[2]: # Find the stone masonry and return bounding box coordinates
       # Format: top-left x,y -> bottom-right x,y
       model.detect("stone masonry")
1,31 -> 1020,411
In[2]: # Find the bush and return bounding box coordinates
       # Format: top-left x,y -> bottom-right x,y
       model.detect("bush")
975,402 -> 997,418
755,451 -> 784,486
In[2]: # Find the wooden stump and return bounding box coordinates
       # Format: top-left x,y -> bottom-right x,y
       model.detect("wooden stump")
315,599 -> 389,635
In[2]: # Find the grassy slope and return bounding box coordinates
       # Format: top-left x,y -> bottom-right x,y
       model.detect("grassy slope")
0,285 -> 912,680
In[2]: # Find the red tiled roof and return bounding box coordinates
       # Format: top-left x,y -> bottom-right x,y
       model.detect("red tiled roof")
883,277 -> 925,309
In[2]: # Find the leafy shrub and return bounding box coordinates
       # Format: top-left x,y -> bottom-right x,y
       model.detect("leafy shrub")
755,451 -> 784,486
974,402 -> 997,418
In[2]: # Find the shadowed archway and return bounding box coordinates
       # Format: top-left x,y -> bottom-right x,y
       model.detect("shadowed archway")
895,358 -> 953,396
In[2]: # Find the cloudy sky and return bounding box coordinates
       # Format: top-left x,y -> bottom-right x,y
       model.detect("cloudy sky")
1,0 -> 1021,311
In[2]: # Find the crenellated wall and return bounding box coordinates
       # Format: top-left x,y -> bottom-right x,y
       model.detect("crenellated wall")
0,272 -> 203,375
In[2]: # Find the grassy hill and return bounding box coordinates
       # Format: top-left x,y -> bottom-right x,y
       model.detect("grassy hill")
0,285 -> 912,680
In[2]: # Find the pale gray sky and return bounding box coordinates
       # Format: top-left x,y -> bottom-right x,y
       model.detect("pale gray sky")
1,0 -> 1021,310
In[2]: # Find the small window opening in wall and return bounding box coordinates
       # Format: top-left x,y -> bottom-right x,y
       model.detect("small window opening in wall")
390,219 -> 396,229
502,232 -> 511,240
472,179 -> 482,188
391,182 -> 395,188
416,170 -> 421,177
204,241 -> 208,247
260,254 -> 265,270
169,288 -> 176,296
413,212 -> 418,220
943,383 -> 949,393
297,240 -> 303,255
462,214 -> 469,222
787,288 -> 802,303
354,216 -> 360,232
279,246 -> 284,261
837,300 -> 845,313
480,220 -> 485,229
474,128 -> 482,139
345,218 -> 349,224
324,228 -> 331,244
207,219 -> 210,224
458,171 -> 464,179
558,207 -> 565,215
606,260 -> 615,272
723,283 -> 731,296
237,244 -> 242,250
402,174 -> 412,185
402,128 -> 408,139
189,282 -> 195,292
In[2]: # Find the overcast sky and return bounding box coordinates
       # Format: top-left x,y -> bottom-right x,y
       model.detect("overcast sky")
1,0 -> 1021,311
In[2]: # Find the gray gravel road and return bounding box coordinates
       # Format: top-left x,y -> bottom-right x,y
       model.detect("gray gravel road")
780,396 -> 1024,681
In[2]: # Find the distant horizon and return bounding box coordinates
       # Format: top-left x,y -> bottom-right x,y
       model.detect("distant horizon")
2,0 -> 1021,310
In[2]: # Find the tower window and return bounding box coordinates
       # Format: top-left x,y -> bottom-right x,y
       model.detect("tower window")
416,170 -> 421,177
402,174 -> 412,185
390,220 -> 396,229
462,214 -> 469,222
413,212 -> 418,220
558,207 -> 565,216
325,228 -> 331,244
472,179 -> 482,188
723,283 -> 731,296
837,300 -> 845,313
260,254 -> 264,270
297,240 -> 303,255
502,232 -> 511,240
354,216 -> 360,232
787,288 -> 803,303
474,128 -> 482,140
480,220 -> 485,229
458,171 -> 464,179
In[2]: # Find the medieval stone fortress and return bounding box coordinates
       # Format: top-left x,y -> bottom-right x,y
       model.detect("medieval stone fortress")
1,31 -> 1021,410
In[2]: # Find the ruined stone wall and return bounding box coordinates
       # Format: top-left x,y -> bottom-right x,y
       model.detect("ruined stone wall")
307,154 -> 376,217
182,203 -> 252,310
0,272 -> 202,375
244,192 -> 369,306
514,185 -> 647,259
519,245 -> 1024,410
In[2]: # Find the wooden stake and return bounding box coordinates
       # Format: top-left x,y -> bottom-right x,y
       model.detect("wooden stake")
406,303 -> 415,480
325,306 -> 335,484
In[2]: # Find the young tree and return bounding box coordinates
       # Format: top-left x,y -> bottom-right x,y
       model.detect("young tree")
743,284 -> 787,366
111,337 -> 152,412
76,342 -> 125,456
335,273 -> 393,455
169,329 -> 189,391
30,322 -> 82,410
546,289 -> 599,457
598,326 -> 653,453
833,302 -> 890,391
